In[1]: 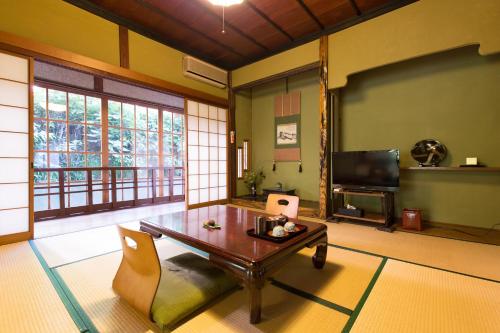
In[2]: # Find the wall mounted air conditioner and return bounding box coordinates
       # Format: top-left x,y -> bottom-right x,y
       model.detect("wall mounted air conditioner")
183,56 -> 227,89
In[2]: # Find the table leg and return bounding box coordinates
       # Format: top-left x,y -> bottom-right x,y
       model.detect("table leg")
312,243 -> 328,269
247,267 -> 265,324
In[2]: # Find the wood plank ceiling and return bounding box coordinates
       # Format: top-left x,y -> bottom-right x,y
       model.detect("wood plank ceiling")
65,0 -> 416,70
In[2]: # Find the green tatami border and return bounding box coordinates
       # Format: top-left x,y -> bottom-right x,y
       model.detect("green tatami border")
270,278 -> 353,316
29,240 -> 99,333
342,257 -> 387,333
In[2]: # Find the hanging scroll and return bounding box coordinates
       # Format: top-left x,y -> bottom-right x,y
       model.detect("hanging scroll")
274,91 -> 301,161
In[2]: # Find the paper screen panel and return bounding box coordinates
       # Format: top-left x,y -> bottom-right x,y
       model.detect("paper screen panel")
0,51 -> 30,238
0,158 -> 29,183
186,101 -> 227,206
0,106 -> 28,133
0,80 -> 29,108
0,208 -> 29,236
0,52 -> 28,83
0,132 -> 29,157
0,183 -> 29,210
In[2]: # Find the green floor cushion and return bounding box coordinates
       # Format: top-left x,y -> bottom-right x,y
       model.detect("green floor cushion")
151,252 -> 238,330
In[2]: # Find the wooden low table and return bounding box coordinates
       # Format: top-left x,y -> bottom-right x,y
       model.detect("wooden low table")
140,205 -> 328,324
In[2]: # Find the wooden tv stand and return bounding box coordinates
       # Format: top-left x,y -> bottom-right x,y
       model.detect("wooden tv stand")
331,189 -> 395,232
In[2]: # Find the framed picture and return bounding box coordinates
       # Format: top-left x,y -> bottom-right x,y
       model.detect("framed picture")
277,123 -> 297,145
275,115 -> 300,148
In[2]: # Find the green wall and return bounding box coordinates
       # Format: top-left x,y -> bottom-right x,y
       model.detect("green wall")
236,70 -> 320,201
340,46 -> 500,228
235,90 -> 252,196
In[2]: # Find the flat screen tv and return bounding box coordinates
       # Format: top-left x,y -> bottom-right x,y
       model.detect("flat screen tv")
332,149 -> 400,192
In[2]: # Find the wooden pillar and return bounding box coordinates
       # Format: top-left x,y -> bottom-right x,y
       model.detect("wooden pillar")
319,36 -> 329,219
119,26 -> 129,69
228,72 -> 236,201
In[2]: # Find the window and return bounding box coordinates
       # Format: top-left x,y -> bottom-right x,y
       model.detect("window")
33,83 -> 186,214
33,86 -> 102,210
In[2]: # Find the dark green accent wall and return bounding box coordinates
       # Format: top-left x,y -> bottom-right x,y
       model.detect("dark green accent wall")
340,46 -> 500,228
235,70 -> 320,201
235,90 -> 252,196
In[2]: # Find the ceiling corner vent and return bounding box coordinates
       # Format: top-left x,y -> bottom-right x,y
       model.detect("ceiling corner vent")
183,56 -> 228,89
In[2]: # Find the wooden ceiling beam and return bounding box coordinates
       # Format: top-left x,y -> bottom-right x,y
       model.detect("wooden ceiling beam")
134,0 -> 249,60
244,1 -> 294,41
296,0 -> 324,30
348,0 -> 362,16
195,0 -> 270,52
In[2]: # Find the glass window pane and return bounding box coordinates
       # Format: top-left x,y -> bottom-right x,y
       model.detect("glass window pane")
69,171 -> 86,182
86,125 -> 101,152
174,153 -> 183,167
173,113 -> 184,133
122,129 -> 135,154
108,127 -> 121,154
148,156 -> 158,167
48,89 -> 67,120
49,153 -> 67,168
163,133 -> 172,155
33,86 -> 46,118
69,124 -> 84,152
48,121 -> 67,151
148,132 -> 158,154
122,103 -> 135,128
34,152 -> 48,168
164,156 -> 173,167
108,100 -> 121,127
87,154 -> 101,167
173,134 -> 183,155
69,153 -> 85,167
68,93 -> 85,122
86,96 -> 101,124
163,111 -> 172,132
136,130 -> 147,154
109,154 -> 122,167
33,120 -> 47,150
123,154 -> 134,167
136,106 -> 147,130
148,108 -> 158,131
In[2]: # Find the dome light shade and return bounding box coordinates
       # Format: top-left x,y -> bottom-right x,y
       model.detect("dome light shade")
208,0 -> 244,6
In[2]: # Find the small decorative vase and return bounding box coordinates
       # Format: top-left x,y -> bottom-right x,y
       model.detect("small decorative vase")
251,185 -> 257,197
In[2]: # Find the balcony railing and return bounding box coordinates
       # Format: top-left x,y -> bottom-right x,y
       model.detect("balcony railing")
34,166 -> 184,221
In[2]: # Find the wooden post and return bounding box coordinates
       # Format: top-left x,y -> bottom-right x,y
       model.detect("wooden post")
111,169 -> 117,208
228,72 -> 236,201
319,36 -> 329,220
87,169 -> 93,212
133,168 -> 139,205
58,169 -> 65,216
119,26 -> 129,69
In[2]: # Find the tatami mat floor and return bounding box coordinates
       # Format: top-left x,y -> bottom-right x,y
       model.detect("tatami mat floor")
0,242 -> 79,333
1,204 -> 499,332
350,259 -> 500,333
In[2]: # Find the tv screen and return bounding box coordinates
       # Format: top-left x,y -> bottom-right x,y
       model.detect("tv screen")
332,150 -> 400,192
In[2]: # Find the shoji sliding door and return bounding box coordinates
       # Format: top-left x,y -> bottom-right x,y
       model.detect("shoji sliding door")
186,100 -> 227,207
0,51 -> 32,243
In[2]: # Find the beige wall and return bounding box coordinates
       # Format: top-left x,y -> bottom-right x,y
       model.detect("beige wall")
0,0 -> 227,99
340,47 -> 500,228
329,0 -> 500,88
232,40 -> 319,88
128,32 -> 227,98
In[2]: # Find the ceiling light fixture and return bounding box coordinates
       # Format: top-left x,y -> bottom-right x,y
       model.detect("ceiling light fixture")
208,0 -> 244,34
